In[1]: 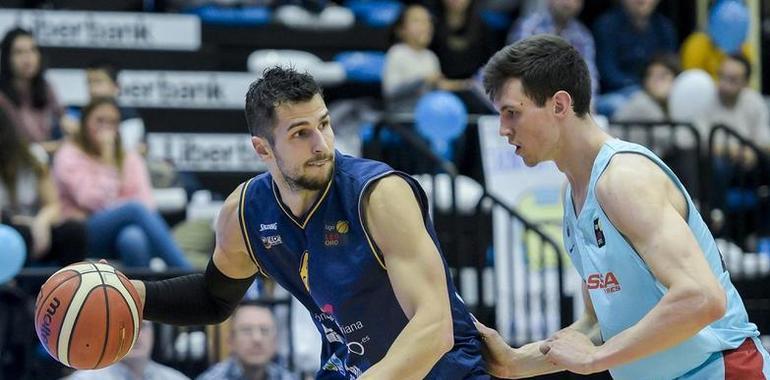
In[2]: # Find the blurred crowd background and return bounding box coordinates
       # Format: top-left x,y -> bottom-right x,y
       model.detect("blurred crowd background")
0,0 -> 769,379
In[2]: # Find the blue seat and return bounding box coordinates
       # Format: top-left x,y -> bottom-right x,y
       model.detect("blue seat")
186,5 -> 272,26
344,0 -> 402,27
334,51 -> 385,83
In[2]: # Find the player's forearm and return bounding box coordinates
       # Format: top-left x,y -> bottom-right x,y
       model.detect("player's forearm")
359,313 -> 453,379
132,260 -> 255,325
591,285 -> 724,371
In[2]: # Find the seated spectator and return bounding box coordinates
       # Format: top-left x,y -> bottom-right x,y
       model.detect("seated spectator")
67,321 -> 189,380
0,107 -> 87,267
614,54 -> 680,123
703,53 -> 769,151
593,0 -> 677,117
61,61 -> 146,152
52,98 -> 192,269
197,301 -> 296,380
0,28 -> 69,153
382,4 -> 468,113
431,0 -> 497,81
507,0 -> 598,101
613,55 -> 701,198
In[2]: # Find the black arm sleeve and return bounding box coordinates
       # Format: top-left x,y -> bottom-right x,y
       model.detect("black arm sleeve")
143,259 -> 257,325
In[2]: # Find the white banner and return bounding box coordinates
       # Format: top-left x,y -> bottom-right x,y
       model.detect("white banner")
147,133 -> 267,172
0,9 -> 200,50
477,116 -> 579,344
48,69 -> 258,109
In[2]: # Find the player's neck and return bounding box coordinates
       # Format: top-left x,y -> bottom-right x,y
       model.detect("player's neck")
273,177 -> 324,218
555,116 -> 611,193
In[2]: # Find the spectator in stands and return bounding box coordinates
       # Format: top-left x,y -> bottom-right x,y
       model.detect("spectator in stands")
705,54 -> 769,237
613,54 -> 700,199
429,0 -> 499,113
703,53 -> 770,150
614,54 -> 680,123
507,0 -> 598,101
593,0 -> 677,117
0,107 -> 87,267
431,0 -> 497,81
197,301 -> 296,380
382,4 -> 468,113
67,321 -> 190,380
0,28 -> 69,153
52,97 -> 192,269
85,61 -> 142,121
59,61 -> 148,152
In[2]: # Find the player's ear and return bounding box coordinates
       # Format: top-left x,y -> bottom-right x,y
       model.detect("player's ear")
251,136 -> 272,160
552,90 -> 573,118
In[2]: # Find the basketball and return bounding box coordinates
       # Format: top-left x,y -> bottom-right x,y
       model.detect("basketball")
34,261 -> 143,370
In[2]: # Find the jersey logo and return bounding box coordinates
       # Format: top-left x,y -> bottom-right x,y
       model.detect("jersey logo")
324,220 -> 349,247
593,218 -> 606,248
261,234 -> 282,249
300,251 -> 310,292
259,222 -> 278,231
586,272 -> 621,294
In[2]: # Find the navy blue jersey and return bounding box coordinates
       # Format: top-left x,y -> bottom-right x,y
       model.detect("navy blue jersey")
239,151 -> 486,379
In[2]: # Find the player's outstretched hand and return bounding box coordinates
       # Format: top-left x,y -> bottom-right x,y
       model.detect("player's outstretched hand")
474,319 -> 515,378
540,329 -> 601,375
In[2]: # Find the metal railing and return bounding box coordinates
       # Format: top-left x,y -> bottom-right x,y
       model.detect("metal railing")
705,123 -> 770,248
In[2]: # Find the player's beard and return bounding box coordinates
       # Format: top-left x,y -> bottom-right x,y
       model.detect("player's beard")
275,151 -> 334,192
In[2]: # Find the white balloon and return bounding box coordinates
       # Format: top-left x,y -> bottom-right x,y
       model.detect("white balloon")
668,69 -> 716,122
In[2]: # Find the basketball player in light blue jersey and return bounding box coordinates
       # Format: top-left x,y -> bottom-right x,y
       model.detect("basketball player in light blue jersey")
127,67 -> 486,379
474,34 -> 770,379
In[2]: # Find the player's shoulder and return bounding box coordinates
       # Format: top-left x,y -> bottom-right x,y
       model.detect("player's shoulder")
596,153 -> 667,202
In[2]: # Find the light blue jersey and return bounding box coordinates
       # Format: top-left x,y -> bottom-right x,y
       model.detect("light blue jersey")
562,139 -> 767,380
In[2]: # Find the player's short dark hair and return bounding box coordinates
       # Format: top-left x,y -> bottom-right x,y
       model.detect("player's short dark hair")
483,34 -> 591,117
244,67 -> 322,144
725,53 -> 752,81
86,60 -> 119,84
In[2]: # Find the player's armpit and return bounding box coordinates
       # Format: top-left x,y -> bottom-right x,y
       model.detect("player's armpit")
212,183 -> 261,279
358,175 -> 454,379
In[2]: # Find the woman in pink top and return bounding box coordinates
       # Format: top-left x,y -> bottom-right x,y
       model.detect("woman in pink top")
53,98 -> 191,269
0,28 -> 67,153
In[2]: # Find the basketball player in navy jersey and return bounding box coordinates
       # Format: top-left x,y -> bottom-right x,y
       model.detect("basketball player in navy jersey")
127,67 -> 487,379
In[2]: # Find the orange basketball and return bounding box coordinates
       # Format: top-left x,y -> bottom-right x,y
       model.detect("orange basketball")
34,261 -> 143,369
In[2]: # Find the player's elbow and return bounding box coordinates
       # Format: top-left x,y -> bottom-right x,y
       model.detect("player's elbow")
434,315 -> 455,354
703,288 -> 727,323
683,285 -> 726,324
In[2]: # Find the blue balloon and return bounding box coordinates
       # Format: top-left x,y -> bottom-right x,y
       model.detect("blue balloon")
708,0 -> 749,53
0,224 -> 26,284
414,91 -> 468,159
